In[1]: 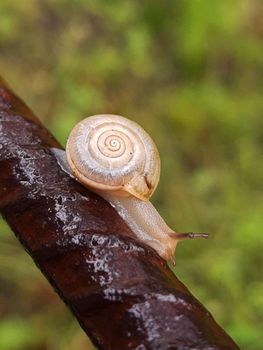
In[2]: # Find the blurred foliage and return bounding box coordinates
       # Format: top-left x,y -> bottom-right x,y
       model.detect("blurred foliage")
0,0 -> 262,349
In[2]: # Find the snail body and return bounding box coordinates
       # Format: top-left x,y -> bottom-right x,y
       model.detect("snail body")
96,192 -> 177,259
55,114 -> 207,261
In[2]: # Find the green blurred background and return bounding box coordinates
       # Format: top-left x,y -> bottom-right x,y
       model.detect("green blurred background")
0,1 -> 262,349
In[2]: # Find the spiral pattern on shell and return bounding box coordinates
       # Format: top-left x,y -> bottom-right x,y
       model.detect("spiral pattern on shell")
66,114 -> 160,200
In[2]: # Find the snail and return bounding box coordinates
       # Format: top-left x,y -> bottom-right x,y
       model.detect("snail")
52,114 -> 208,262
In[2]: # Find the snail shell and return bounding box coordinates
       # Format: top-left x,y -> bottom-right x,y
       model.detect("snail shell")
66,114 -> 160,201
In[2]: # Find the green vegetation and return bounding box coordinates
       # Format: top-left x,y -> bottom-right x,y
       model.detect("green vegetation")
0,1 -> 262,349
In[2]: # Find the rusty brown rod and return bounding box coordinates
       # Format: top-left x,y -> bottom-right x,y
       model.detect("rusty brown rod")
0,78 -> 239,350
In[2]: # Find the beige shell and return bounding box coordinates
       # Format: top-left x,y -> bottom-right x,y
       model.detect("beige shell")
66,114 -> 160,201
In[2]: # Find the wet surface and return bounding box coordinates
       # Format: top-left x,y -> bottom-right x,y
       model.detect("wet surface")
0,79 -> 240,349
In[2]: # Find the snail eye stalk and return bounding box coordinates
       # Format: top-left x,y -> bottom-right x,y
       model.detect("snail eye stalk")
169,232 -> 209,241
